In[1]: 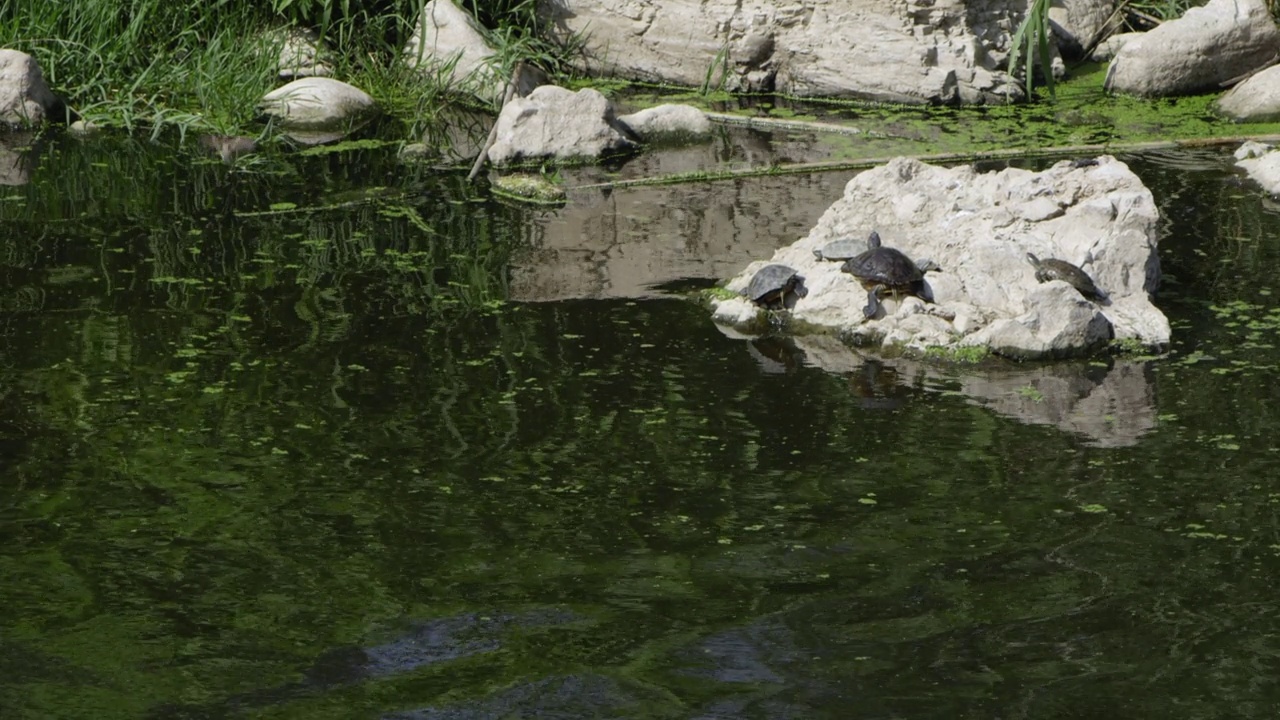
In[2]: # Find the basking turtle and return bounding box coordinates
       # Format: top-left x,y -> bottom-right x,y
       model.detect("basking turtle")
744,264 -> 804,309
1026,252 -> 1103,301
840,231 -> 930,318
813,237 -> 868,262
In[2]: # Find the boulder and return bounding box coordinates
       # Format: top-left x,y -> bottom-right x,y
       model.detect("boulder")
1089,31 -> 1140,63
0,50 -> 60,125
617,104 -> 711,143
1104,0 -> 1280,97
1049,0 -> 1119,59
405,0 -> 544,100
711,156 -> 1169,360
488,86 -> 637,165
274,28 -> 332,79
1233,140 -> 1280,193
258,77 -> 377,131
1217,64 -> 1280,122
537,0 -> 1024,104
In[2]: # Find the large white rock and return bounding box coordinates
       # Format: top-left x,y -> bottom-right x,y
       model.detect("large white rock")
712,156 -> 1170,360
537,0 -> 1024,104
1217,64 -> 1280,122
0,50 -> 59,125
488,86 -> 637,165
259,77 -> 376,131
1104,0 -> 1279,97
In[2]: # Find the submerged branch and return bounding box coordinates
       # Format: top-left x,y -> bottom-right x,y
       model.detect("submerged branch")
567,132 -> 1280,191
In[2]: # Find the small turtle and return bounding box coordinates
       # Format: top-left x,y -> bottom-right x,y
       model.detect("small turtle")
813,237 -> 869,262
840,231 -> 931,318
1025,252 -> 1103,301
744,264 -> 804,309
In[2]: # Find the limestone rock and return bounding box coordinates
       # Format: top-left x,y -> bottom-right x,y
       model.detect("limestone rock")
1049,0 -> 1119,59
259,77 -> 377,131
712,156 -> 1169,360
1233,140 -> 1280,193
488,86 -> 637,165
1217,64 -> 1280,122
274,28 -> 332,79
1104,0 -> 1280,97
405,0 -> 544,100
537,0 -> 1025,104
0,50 -> 60,125
1089,31 -> 1140,63
617,104 -> 711,143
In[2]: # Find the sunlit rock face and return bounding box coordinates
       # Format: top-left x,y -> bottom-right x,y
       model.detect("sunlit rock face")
0,50 -> 60,125
487,86 -> 637,165
403,0 -> 545,101
1104,0 -> 1280,98
1049,0 -> 1119,59
1217,66 -> 1280,123
537,0 -> 1028,104
714,156 -> 1170,360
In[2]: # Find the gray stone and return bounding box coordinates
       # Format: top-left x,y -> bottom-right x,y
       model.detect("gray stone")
259,77 -> 376,131
617,104 -> 711,143
1049,0 -> 1118,58
1233,140 -> 1280,194
1217,64 -> 1280,122
1089,31 -> 1140,63
274,28 -> 332,79
711,156 -> 1169,360
405,0 -> 545,101
488,86 -> 637,165
0,50 -> 59,125
405,0 -> 498,93
537,0 -> 1025,104
1104,0 -> 1280,97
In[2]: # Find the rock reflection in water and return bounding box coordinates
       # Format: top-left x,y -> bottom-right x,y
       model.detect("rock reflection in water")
747,336 -> 806,375
145,609 -> 574,718
386,673 -> 675,719
0,131 -> 38,186
509,174 -> 846,301
788,335 -> 1157,446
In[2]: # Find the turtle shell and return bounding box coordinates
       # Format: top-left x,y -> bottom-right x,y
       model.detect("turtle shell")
745,264 -> 802,307
813,237 -> 867,262
1026,253 -> 1103,301
841,231 -> 923,292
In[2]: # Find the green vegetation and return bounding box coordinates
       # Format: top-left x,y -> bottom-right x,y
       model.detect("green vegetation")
491,171 -> 567,205
1008,0 -> 1055,99
924,345 -> 992,364
0,0 -> 573,137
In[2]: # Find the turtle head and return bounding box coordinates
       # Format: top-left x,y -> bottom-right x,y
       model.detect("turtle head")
1025,252 -> 1040,267
867,231 -> 881,249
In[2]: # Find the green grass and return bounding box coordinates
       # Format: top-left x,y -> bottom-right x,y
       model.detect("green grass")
0,0 -> 577,138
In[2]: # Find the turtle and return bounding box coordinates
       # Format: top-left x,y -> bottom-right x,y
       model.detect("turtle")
840,231 -> 931,318
1025,252 -> 1104,301
744,264 -> 804,309
813,237 -> 869,262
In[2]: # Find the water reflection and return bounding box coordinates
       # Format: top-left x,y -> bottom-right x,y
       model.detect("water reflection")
5,133 -> 1280,718
510,172 -> 847,300
0,131 -> 38,185
785,334 -> 1157,446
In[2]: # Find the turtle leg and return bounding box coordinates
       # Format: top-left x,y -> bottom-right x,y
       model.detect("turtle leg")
863,285 -> 885,319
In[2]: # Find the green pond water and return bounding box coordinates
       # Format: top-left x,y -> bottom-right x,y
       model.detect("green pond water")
3,132 -> 1280,719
